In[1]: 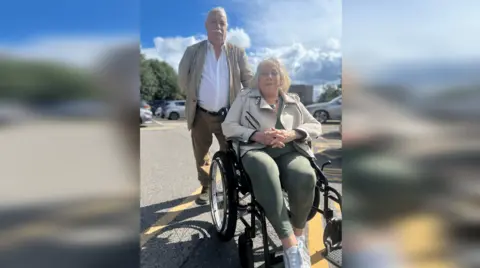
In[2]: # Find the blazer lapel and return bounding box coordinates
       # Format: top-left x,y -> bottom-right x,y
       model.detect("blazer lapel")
194,41 -> 207,98
226,43 -> 234,106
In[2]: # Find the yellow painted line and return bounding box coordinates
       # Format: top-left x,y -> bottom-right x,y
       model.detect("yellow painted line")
394,214 -> 454,268
323,168 -> 341,173
140,186 -> 203,246
308,182 -> 342,267
141,126 -> 177,131
308,210 -> 329,268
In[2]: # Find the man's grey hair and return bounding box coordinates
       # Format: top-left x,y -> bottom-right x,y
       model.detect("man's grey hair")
206,7 -> 228,21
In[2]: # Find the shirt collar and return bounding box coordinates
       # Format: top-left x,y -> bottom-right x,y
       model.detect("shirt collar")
207,40 -> 226,51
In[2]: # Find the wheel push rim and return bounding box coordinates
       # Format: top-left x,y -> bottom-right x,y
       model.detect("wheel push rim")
210,160 -> 228,232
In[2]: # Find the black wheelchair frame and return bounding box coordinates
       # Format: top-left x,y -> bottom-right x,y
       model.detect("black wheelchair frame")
208,140 -> 342,268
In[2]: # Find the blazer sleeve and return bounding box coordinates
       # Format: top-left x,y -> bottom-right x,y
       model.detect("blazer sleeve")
221,93 -> 257,143
294,100 -> 322,142
238,48 -> 254,89
177,46 -> 192,94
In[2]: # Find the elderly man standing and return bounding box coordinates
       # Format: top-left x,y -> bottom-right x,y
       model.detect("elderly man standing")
178,7 -> 253,205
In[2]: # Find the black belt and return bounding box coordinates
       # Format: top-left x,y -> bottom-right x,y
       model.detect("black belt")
198,106 -> 229,118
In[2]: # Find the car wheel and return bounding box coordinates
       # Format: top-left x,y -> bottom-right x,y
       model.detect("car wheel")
169,112 -> 179,120
314,110 -> 329,123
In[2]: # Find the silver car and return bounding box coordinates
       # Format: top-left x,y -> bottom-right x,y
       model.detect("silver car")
140,100 -> 153,125
306,96 -> 342,123
162,100 -> 186,120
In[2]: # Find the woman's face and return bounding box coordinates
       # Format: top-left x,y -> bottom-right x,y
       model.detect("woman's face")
258,62 -> 282,95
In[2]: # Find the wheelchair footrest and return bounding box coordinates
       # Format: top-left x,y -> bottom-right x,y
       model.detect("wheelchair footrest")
324,248 -> 342,267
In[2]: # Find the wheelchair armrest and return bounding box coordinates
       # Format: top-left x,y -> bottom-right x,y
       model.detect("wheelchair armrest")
225,138 -> 244,162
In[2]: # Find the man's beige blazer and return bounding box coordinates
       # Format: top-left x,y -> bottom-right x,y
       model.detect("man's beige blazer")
178,40 -> 253,130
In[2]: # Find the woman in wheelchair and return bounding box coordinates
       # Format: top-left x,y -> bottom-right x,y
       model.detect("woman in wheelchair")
221,57 -> 322,268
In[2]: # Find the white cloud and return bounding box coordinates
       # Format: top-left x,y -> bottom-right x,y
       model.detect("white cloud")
344,0 -> 480,74
229,0 -> 341,50
226,28 -> 251,49
142,0 -> 342,87
149,35 -> 204,70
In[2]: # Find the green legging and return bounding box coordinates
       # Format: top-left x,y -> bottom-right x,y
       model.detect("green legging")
242,147 -> 316,239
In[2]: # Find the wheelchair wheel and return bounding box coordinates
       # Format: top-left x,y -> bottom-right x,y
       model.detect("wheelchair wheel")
238,232 -> 254,268
209,151 -> 238,242
323,217 -> 342,252
284,186 -> 320,221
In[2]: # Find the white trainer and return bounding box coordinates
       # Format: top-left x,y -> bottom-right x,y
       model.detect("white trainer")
283,244 -> 310,268
283,246 -> 301,268
296,235 -> 311,267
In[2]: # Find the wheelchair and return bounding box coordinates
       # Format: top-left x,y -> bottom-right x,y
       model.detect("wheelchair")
208,139 -> 342,268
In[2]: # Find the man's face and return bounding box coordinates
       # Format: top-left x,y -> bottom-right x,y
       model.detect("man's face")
206,12 -> 227,46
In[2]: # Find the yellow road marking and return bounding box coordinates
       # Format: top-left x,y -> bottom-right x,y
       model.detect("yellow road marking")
395,214 -> 453,268
141,126 -> 178,131
141,186 -> 203,246
308,211 -> 329,267
323,167 -> 341,173
308,183 -> 342,267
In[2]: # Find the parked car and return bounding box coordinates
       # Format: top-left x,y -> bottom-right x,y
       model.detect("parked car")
306,96 -> 342,123
149,100 -> 167,114
162,100 -> 186,120
140,100 -> 153,125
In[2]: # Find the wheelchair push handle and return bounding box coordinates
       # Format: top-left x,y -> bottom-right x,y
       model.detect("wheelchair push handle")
321,160 -> 332,171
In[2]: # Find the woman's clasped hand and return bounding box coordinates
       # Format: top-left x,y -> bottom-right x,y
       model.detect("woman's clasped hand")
251,128 -> 297,148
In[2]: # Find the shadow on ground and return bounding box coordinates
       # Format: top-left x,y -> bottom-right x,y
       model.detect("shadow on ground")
141,200 -> 285,268
141,196 -> 210,233
141,214 -> 285,268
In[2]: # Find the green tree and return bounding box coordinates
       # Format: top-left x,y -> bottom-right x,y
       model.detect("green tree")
317,84 -> 341,102
0,59 -> 97,102
140,54 -> 184,101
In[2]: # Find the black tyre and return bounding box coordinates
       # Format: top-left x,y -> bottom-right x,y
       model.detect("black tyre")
238,233 -> 254,268
169,112 -> 179,120
209,151 -> 238,242
314,110 -> 329,123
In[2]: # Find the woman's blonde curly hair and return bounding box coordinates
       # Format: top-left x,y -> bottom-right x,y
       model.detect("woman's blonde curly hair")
249,57 -> 291,93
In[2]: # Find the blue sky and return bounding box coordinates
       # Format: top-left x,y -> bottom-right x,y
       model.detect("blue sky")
140,0 -> 342,90
0,0 -> 478,93
141,0 -> 242,48
0,0 -> 137,44
0,0 -> 342,97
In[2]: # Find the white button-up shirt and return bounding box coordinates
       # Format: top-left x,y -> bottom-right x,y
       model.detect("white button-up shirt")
197,41 -> 230,112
